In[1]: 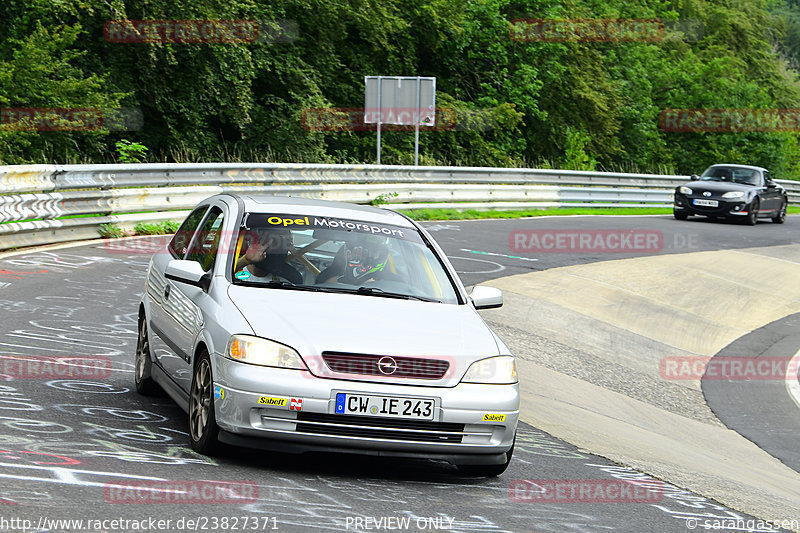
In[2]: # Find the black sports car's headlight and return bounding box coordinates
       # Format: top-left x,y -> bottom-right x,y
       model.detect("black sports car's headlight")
678,186 -> 693,195
721,191 -> 745,199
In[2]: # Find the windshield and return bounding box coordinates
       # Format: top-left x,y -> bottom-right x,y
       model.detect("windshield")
230,213 -> 459,304
700,167 -> 760,186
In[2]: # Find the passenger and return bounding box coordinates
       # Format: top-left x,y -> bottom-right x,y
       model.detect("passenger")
316,234 -> 392,284
716,168 -> 732,181
235,227 -> 302,284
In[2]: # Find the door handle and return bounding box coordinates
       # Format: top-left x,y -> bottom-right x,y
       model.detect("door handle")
164,284 -> 171,299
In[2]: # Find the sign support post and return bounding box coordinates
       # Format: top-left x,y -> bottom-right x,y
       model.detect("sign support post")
414,77 -> 421,166
376,76 -> 382,164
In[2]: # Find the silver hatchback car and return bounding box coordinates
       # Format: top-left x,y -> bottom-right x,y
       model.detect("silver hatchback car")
136,194 -> 519,475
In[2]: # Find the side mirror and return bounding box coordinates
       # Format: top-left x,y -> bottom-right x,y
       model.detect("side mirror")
470,286 -> 503,310
690,174 -> 699,181
165,260 -> 210,291
766,182 -> 777,188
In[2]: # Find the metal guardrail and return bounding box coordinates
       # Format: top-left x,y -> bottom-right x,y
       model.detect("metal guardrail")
0,163 -> 798,251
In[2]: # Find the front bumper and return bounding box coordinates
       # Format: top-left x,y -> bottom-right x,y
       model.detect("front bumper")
212,355 -> 519,460
674,194 -> 750,217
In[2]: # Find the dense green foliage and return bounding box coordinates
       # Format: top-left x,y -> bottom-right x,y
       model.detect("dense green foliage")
2,0 -> 800,178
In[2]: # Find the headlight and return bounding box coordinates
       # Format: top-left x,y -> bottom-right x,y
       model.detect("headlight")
225,335 -> 307,369
679,186 -> 693,195
722,191 -> 745,199
461,356 -> 518,384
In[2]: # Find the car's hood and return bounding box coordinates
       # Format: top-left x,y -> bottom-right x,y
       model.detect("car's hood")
227,285 -> 502,387
680,180 -> 753,194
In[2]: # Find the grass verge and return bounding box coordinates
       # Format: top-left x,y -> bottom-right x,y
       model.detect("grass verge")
399,205 -> 800,220
399,206 -> 672,220
98,220 -> 180,238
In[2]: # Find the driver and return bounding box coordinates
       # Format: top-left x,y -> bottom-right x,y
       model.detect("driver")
235,227 -> 302,284
316,234 -> 391,284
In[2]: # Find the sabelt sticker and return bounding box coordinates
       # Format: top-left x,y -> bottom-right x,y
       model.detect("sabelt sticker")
289,398 -> 303,411
258,396 -> 287,406
235,270 -> 251,280
482,413 -> 506,422
214,386 -> 225,400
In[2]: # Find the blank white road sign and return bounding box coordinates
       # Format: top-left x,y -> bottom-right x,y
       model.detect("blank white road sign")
364,76 -> 435,126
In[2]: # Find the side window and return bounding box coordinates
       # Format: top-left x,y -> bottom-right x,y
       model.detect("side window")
186,207 -> 225,272
168,207 -> 208,258
764,171 -> 773,184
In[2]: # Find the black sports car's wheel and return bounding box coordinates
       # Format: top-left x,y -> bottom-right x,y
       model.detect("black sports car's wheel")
673,210 -> 688,221
746,199 -> 759,226
457,441 -> 514,477
189,352 -> 220,454
773,200 -> 787,224
135,317 -> 160,395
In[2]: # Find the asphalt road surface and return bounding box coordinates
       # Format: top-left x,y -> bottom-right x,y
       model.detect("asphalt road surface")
0,214 -> 796,533
423,214 -> 799,287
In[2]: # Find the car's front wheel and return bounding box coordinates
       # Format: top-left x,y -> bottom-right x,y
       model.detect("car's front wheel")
457,441 -> 514,477
673,210 -> 688,221
773,200 -> 787,224
135,317 -> 160,396
746,199 -> 759,226
189,352 -> 220,454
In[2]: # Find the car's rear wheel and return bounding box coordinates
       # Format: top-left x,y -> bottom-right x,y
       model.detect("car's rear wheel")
189,352 -> 219,454
457,441 -> 514,477
746,199 -> 759,226
134,317 -> 160,396
673,210 -> 688,220
773,200 -> 787,224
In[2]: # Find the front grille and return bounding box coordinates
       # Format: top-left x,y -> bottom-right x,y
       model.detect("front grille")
322,352 -> 449,379
295,412 -> 465,443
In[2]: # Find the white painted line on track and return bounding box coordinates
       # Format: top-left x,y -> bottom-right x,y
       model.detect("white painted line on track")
784,349 -> 800,410
449,256 -> 506,274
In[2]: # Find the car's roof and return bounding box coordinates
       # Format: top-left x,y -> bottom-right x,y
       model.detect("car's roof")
230,194 -> 416,228
706,163 -> 767,172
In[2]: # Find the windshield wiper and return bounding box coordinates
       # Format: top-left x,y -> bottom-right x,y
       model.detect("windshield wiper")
239,280 -> 442,302
245,280 -> 324,292
355,286 -> 441,302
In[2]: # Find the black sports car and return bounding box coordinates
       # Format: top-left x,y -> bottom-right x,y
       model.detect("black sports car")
673,164 -> 787,225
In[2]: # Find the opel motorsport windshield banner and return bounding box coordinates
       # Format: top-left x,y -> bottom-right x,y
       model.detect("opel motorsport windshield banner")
244,214 -> 422,243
